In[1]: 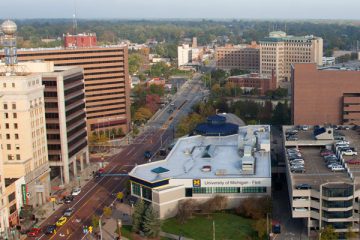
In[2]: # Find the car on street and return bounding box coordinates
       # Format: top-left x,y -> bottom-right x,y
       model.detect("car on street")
327,163 -> 341,169
56,216 -> 67,227
144,151 -> 152,159
295,184 -> 311,190
44,225 -> 56,235
289,159 -> 305,165
71,187 -> 81,196
63,208 -> 74,217
27,228 -> 41,237
63,195 -> 74,204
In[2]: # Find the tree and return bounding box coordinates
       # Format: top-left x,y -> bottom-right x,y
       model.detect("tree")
345,226 -> 356,240
235,196 -> 272,220
128,53 -> 143,75
134,107 -> 153,123
103,206 -> 112,219
320,225 -> 338,240
177,199 -> 197,224
252,218 -> 269,239
143,206 -> 161,238
117,128 -> 124,137
116,192 -> 124,202
211,84 -> 221,97
92,215 -> 100,229
132,200 -> 146,233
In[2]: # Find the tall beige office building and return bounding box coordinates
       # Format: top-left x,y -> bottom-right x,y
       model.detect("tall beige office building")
0,72 -> 51,206
260,31 -> 323,84
215,42 -> 260,72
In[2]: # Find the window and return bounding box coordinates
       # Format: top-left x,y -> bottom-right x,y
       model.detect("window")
11,83 -> 15,88
242,187 -> 267,193
4,113 -> 8,119
7,155 -> 14,160
6,144 -> 11,150
8,192 -> 15,203
14,134 -> 18,139
3,104 -> 7,110
15,144 -> 19,150
5,123 -> 9,129
131,182 -> 141,196
6,134 -> 10,139
3,83 -> 6,88
11,103 -> 16,110
13,113 -> 17,118
16,154 -> 20,160
14,123 -> 18,129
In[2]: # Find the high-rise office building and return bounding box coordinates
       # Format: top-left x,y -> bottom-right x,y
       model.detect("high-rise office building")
41,66 -> 88,184
291,63 -> 360,125
215,42 -> 260,72
1,45 -> 131,135
260,31 -> 323,84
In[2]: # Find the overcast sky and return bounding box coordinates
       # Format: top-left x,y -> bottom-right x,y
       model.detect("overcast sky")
0,0 -> 359,19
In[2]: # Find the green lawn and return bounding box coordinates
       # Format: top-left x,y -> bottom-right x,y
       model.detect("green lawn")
162,212 -> 258,240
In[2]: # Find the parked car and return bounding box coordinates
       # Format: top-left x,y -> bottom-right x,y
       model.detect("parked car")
290,160 -> 305,165
27,228 -> 41,237
327,163 -> 341,169
320,151 -> 334,157
346,159 -> 360,165
335,140 -> 350,145
295,184 -> 311,190
342,149 -> 358,156
56,216 -> 67,227
71,187 -> 81,196
288,155 -> 302,160
324,154 -> 337,160
63,195 -> 74,204
298,125 -> 309,131
331,165 -> 345,172
43,225 -> 56,235
291,168 -> 305,173
63,208 -> 74,217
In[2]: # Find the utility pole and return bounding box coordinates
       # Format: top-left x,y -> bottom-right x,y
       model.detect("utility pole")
99,217 -> 103,240
213,220 -> 215,240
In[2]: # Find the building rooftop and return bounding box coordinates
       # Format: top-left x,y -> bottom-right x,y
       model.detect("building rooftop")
283,125 -> 360,190
129,125 -> 271,183
260,32 -> 320,43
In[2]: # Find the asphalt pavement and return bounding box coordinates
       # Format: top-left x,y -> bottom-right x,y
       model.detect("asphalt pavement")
25,75 -> 206,240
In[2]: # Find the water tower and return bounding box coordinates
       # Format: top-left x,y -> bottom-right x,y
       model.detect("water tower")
1,20 -> 18,75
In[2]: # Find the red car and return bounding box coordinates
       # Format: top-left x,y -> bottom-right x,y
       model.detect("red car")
98,168 -> 105,174
320,151 -> 334,157
346,159 -> 360,165
27,228 -> 41,237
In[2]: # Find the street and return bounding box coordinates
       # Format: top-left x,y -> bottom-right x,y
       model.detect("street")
27,74 -> 205,240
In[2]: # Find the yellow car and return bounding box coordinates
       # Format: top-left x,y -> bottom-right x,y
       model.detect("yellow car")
56,216 -> 67,227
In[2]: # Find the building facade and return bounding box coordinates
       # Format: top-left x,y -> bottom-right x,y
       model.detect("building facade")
215,42 -> 260,72
0,73 -> 51,207
260,31 -> 323,83
291,63 -> 360,126
1,46 -> 131,134
63,33 -> 97,48
283,125 -> 360,237
129,124 -> 271,219
177,44 -> 192,67
228,72 -> 276,95
42,66 -> 89,184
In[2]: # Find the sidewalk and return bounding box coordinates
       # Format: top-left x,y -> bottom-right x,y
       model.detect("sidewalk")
101,203 -> 131,240
34,163 -> 100,225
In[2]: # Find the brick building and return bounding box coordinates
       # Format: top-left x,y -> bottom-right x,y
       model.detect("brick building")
228,71 -> 276,95
291,63 -> 360,125
2,46 -> 131,134
64,33 -> 97,48
215,42 -> 260,72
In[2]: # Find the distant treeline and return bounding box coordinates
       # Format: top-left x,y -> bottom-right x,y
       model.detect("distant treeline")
3,19 -> 360,55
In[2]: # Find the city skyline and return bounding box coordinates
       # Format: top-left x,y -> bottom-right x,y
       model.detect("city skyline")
0,0 -> 360,20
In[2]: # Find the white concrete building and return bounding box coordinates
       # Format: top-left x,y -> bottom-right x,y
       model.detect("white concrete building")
177,44 -> 191,67
129,125 -> 272,219
260,31 -> 323,83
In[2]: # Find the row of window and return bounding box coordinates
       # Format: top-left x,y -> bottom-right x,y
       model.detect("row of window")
2,82 -> 16,88
191,187 -> 267,194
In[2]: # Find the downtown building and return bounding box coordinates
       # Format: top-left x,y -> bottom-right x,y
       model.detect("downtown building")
283,125 -> 360,237
215,42 -> 260,72
260,31 -> 323,84
129,118 -> 271,219
1,43 -> 131,135
227,72 -> 276,96
291,63 -> 360,126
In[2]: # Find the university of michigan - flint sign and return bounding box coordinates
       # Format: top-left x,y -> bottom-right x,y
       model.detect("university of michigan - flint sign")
192,178 -> 271,188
